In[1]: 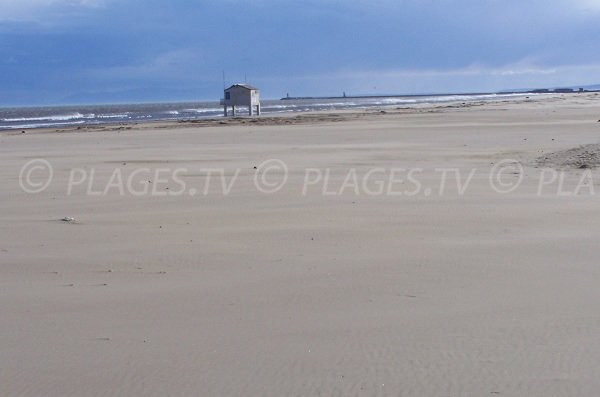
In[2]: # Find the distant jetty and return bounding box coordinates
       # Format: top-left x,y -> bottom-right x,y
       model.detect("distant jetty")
281,92 -> 490,101
280,88 -> 598,101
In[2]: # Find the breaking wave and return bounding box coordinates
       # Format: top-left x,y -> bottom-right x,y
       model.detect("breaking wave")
2,113 -> 95,122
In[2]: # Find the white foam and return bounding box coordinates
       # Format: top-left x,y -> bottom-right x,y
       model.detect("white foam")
265,104 -> 298,109
1,113 -> 95,122
0,120 -> 87,129
373,98 -> 418,105
181,108 -> 223,113
96,113 -> 130,119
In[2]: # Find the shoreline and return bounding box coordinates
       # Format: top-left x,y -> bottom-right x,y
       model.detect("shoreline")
3,92 -> 585,135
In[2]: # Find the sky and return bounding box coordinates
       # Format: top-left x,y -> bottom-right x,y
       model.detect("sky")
1,0 -> 600,105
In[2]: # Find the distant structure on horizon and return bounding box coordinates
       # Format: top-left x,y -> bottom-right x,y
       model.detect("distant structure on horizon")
221,84 -> 260,117
531,87 -> 586,94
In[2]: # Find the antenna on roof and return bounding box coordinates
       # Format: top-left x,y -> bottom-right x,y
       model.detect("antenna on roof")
245,73 -> 247,84
222,70 -> 226,90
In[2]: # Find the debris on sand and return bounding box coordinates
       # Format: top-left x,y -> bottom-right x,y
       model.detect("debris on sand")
61,217 -> 76,223
536,144 -> 600,169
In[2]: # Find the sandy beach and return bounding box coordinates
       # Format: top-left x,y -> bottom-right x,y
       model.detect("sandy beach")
2,93 -> 600,396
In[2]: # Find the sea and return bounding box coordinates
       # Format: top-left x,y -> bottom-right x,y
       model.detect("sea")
0,93 -> 533,131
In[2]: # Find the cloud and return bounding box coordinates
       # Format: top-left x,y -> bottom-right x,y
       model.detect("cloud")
259,61 -> 600,96
576,0 -> 600,10
87,48 -> 205,82
2,0 -> 600,104
0,0 -> 105,22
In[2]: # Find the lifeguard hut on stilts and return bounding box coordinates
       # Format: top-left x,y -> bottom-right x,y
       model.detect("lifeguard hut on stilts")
221,84 -> 261,117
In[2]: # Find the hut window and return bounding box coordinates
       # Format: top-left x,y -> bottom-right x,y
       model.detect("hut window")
225,92 -> 231,100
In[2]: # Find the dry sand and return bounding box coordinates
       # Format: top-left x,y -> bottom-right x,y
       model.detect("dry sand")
1,93 -> 600,396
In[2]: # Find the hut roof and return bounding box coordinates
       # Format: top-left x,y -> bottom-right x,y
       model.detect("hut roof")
226,84 -> 258,91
